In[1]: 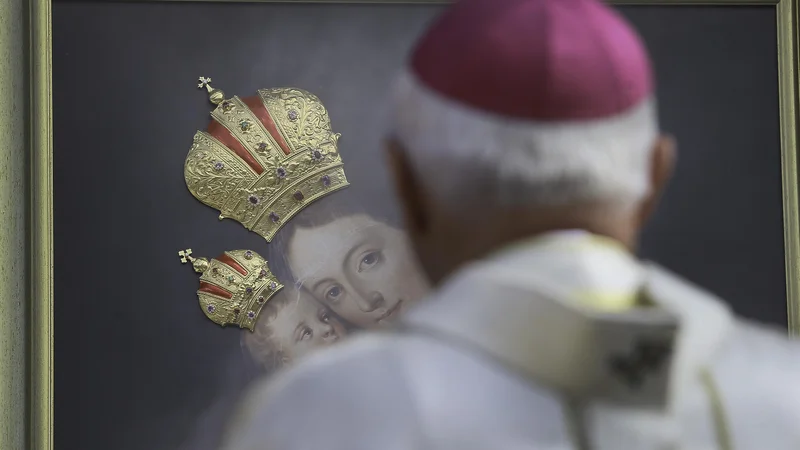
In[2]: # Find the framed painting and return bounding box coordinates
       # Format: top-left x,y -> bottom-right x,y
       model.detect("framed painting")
1,0 -> 798,449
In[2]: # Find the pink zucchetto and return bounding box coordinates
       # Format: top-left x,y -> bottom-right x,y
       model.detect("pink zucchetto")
411,0 -> 653,121
390,0 -> 659,208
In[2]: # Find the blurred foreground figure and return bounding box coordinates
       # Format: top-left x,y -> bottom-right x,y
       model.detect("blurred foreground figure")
221,0 -> 800,448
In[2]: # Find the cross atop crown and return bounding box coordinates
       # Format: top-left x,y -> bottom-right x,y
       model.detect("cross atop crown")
196,76 -> 225,105
178,248 -> 209,273
178,248 -> 193,263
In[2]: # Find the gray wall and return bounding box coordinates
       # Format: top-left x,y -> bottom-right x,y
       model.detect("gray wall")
53,3 -> 783,450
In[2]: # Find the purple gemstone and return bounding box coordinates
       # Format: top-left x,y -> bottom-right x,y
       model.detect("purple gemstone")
288,110 -> 298,121
207,304 -> 216,313
248,195 -> 260,205
259,269 -> 268,278
269,282 -> 278,291
245,287 -> 253,294
321,175 -> 331,187
213,161 -> 225,171
293,191 -> 304,201
221,101 -> 233,111
257,296 -> 265,303
276,167 -> 287,178
257,142 -> 268,151
247,311 -> 256,319
312,149 -> 323,161
269,212 -> 280,223
244,250 -> 253,259
211,267 -> 219,275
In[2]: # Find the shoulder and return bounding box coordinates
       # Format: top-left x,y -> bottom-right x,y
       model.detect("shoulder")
221,333 -> 427,450
710,319 -> 800,435
714,320 -> 800,397
720,319 -> 800,368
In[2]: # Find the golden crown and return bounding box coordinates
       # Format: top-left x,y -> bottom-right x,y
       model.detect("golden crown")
185,77 -> 349,242
179,248 -> 284,331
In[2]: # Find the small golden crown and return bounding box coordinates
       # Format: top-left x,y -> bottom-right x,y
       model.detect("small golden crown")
179,248 -> 283,331
185,77 -> 349,242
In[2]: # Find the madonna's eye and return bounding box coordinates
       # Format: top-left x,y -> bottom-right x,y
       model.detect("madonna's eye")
325,285 -> 343,302
358,251 -> 382,272
300,327 -> 313,341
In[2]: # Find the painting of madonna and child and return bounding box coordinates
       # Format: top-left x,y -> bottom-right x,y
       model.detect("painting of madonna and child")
182,82 -> 432,363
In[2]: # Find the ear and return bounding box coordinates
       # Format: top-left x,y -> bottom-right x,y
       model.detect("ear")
638,134 -> 677,226
385,138 -> 429,235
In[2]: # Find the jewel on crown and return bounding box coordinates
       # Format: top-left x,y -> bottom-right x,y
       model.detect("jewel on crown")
178,248 -> 284,331
185,77 -> 350,242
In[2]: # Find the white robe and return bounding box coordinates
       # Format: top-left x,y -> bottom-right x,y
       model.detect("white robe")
221,232 -> 800,450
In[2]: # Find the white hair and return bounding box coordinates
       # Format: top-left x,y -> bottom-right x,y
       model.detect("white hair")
388,70 -> 659,211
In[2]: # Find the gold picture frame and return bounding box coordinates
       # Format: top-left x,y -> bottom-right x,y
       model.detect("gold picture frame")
0,0 -> 797,448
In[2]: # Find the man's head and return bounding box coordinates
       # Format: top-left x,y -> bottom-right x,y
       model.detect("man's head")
385,0 -> 676,285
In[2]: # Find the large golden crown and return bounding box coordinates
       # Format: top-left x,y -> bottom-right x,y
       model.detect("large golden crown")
178,248 -> 283,331
185,77 -> 349,242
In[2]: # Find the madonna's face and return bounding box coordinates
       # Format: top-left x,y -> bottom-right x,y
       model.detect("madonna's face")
288,214 -> 430,328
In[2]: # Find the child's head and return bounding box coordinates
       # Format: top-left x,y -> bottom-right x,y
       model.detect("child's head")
241,286 -> 347,373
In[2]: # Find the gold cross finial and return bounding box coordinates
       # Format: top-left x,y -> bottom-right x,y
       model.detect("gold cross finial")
179,249 -> 194,264
197,76 -> 225,105
179,248 -> 210,274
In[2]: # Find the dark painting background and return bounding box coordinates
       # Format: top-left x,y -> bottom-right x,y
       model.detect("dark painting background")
53,3 -> 784,450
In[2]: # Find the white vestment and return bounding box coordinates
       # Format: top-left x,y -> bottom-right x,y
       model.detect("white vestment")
221,231 -> 800,450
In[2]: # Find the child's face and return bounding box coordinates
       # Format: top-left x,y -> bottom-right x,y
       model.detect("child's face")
270,291 -> 347,363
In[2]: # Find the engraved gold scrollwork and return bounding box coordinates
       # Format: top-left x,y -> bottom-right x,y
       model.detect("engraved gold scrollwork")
259,88 -> 340,157
211,96 -> 284,164
251,165 -> 348,241
185,132 -> 258,218
230,149 -> 332,229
